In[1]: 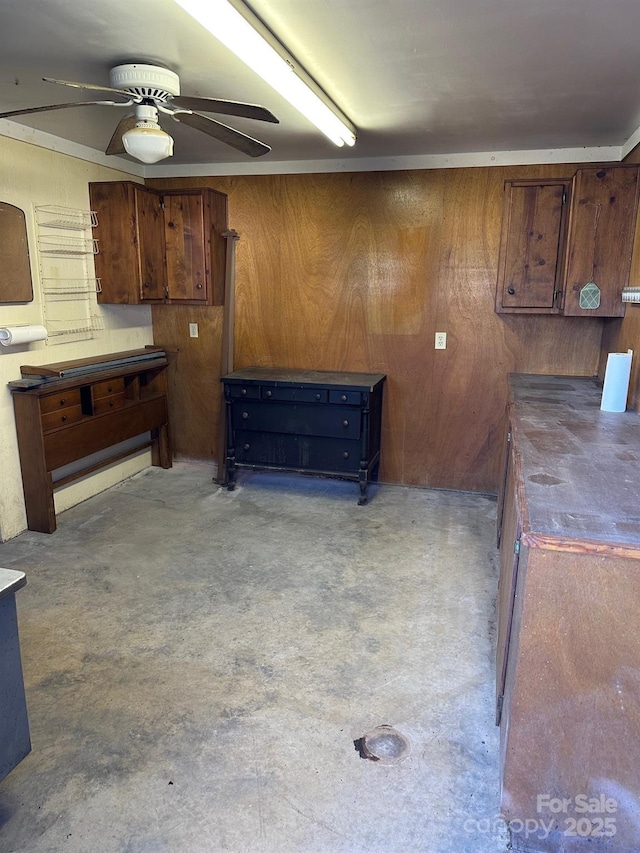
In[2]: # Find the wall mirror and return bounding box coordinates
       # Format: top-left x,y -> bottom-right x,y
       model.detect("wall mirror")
0,202 -> 33,303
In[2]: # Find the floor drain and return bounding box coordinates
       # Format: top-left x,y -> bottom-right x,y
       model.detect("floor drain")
354,725 -> 411,764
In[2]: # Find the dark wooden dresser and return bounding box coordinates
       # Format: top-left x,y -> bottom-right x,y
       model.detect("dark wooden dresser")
221,367 -> 386,504
9,348 -> 171,533
497,374 -> 640,852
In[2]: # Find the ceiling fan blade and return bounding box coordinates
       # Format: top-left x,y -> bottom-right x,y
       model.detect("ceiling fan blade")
172,95 -> 279,124
0,100 -> 125,119
105,114 -> 138,155
175,111 -> 271,158
43,76 -> 132,98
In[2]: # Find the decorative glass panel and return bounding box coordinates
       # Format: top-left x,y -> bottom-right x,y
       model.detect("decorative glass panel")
579,281 -> 601,310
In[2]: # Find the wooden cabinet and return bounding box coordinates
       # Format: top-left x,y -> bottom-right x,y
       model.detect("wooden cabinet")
496,166 -> 640,317
89,181 -> 227,306
497,374 -> 640,853
222,367 -> 386,504
563,166 -> 640,316
9,348 -> 172,533
496,179 -> 570,313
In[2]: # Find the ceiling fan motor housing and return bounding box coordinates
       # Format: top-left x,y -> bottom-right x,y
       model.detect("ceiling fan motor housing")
109,64 -> 180,101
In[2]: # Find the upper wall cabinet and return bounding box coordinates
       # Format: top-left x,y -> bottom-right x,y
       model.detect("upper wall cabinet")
496,166 -> 640,317
89,181 -> 228,306
496,179 -> 570,313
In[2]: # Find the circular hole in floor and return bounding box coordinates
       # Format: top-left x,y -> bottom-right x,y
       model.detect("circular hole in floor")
354,725 -> 411,764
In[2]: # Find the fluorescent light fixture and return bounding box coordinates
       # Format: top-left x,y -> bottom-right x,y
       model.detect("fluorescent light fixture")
173,0 -> 356,147
122,104 -> 174,164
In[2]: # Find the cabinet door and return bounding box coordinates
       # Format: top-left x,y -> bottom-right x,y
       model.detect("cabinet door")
135,186 -> 166,302
496,447 -> 521,725
164,192 -> 208,302
496,180 -> 569,313
91,182 -> 165,304
562,166 -> 640,317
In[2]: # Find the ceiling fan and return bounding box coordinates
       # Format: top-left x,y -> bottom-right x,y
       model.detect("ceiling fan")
0,63 -> 279,163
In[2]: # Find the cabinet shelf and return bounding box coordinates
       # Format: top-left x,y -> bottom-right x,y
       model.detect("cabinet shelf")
46,317 -> 105,337
41,278 -> 101,295
38,235 -> 98,256
35,205 -> 97,230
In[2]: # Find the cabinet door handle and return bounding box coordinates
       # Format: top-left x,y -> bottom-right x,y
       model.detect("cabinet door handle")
342,419 -> 349,427
196,284 -> 203,289
507,287 -> 516,295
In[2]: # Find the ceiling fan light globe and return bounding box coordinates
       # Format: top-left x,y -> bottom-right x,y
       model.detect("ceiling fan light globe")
122,124 -> 174,164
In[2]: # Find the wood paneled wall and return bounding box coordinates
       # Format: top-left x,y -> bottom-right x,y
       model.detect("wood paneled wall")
150,303 -> 225,462
149,165 -> 603,494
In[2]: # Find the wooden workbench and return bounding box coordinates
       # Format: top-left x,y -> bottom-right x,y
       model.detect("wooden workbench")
497,374 -> 640,852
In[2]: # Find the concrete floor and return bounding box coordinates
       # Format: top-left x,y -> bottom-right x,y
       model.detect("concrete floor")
0,463 -> 508,853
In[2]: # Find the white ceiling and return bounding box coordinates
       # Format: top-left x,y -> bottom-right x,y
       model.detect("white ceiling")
2,0 -> 640,174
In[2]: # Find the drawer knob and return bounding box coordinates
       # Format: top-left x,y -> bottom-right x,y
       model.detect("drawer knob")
241,388 -> 247,396
507,287 -> 516,295
242,411 -> 249,419
315,393 -> 321,400
109,401 -> 114,407
340,394 -> 347,401
107,386 -> 113,393
342,419 -> 349,427
343,451 -> 349,459
266,390 -> 272,397
243,443 -> 250,451
61,415 -> 67,422
60,398 -> 66,405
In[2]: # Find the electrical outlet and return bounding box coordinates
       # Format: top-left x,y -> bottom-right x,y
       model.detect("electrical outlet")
189,323 -> 199,338
435,331 -> 447,350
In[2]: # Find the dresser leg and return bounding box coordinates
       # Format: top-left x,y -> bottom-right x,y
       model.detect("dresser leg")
358,475 -> 368,506
226,456 -> 236,491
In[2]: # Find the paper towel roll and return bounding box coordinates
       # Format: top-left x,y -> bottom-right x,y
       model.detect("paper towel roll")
0,325 -> 48,347
601,351 -> 632,412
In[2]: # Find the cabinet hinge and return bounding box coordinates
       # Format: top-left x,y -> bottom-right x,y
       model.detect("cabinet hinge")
160,198 -> 165,210
514,539 -> 521,555
507,430 -> 512,443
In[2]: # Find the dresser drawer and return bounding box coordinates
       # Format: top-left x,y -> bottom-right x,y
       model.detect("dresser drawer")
93,393 -> 127,415
262,387 -> 327,403
40,389 -> 81,415
330,390 -> 362,405
235,431 -> 361,473
232,401 -> 361,439
226,384 -> 260,399
91,377 -> 125,400
41,405 -> 83,432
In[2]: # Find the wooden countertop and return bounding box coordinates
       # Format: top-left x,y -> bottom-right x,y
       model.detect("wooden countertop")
509,373 -> 640,557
